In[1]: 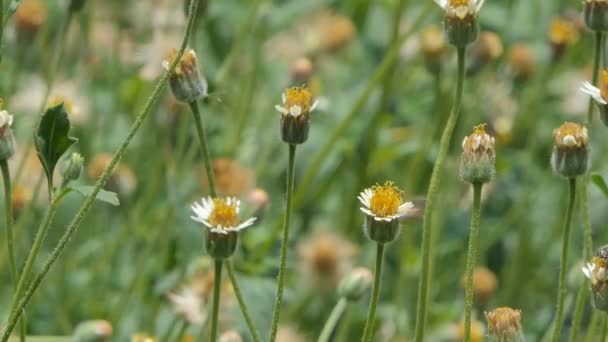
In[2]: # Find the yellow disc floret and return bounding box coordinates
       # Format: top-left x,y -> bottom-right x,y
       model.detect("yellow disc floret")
449,0 -> 469,7
209,199 -> 239,228
284,86 -> 314,115
164,49 -> 198,76
369,181 -> 403,217
553,122 -> 588,148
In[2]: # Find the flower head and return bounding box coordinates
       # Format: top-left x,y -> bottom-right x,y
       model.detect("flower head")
0,110 -> 13,134
163,48 -> 208,102
275,86 -> 318,118
485,307 -> 524,341
553,122 -> 588,149
191,197 -> 256,235
460,266 -> 498,305
168,287 -> 206,325
435,0 -> 484,19
551,122 -> 589,178
582,246 -> 608,312
460,124 -> 496,184
550,17 -> 578,60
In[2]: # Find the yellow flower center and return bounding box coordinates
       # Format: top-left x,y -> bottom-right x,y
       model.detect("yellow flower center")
208,199 -> 239,228
550,18 -> 577,46
369,181 -> 403,217
165,49 -> 198,76
284,86 -> 313,114
553,122 -> 588,148
600,70 -> 608,100
449,0 -> 469,6
593,256 -> 608,269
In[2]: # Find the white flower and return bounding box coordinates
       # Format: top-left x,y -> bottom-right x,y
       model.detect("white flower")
0,110 -> 13,129
583,262 -> 596,280
580,81 -> 608,105
274,87 -> 319,118
434,0 -> 485,19
190,197 -> 256,234
168,288 -> 206,325
357,183 -> 417,222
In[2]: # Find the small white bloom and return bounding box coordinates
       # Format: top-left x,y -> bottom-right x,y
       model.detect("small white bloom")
435,0 -> 484,18
191,196 -> 256,234
357,183 -> 417,222
580,81 -> 607,105
168,288 -> 206,325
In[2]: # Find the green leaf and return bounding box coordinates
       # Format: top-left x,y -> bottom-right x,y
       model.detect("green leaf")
592,174 -> 608,198
69,185 -> 120,206
35,104 -> 78,187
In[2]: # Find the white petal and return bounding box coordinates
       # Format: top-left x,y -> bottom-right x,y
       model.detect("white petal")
275,105 -> 289,114
580,81 -> 607,104
360,207 -> 374,217
562,135 -> 577,147
310,100 -> 319,112
475,0 -> 485,12
289,105 -> 302,117
455,6 -> 468,19
282,92 -> 286,104
434,0 -> 447,9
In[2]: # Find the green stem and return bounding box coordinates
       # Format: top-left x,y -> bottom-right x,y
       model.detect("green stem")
585,310 -> 600,342
0,1 -> 201,339
588,31 -> 603,124
160,316 -> 179,342
414,46 -> 467,342
226,260 -> 261,342
362,243 -> 385,342
209,260 -> 223,342
464,182 -> 483,342
551,177 -> 577,342
269,144 -> 297,342
601,314 -> 608,341
318,298 -> 348,342
0,0 -> 4,63
569,284 -> 588,342
173,320 -> 188,342
189,101 -> 216,197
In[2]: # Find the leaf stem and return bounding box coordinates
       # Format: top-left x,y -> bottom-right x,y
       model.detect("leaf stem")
551,177 -> 577,342
464,182 -> 483,342
209,260 -> 223,342
189,101 -> 216,197
362,243 -> 385,342
269,143 -> 297,342
0,1 -> 201,339
414,46 -> 467,342
318,298 -> 348,342
226,260 -> 261,342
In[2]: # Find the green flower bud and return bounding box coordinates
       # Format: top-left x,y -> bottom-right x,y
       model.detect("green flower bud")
163,49 -> 208,103
337,267 -> 373,301
275,86 -> 318,145
0,110 -> 16,161
205,230 -> 238,259
72,320 -> 113,342
61,152 -> 84,183
584,0 -> 608,32
551,122 -> 589,178
459,124 -> 496,185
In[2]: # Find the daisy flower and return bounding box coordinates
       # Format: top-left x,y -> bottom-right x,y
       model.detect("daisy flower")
358,181 -> 415,223
191,197 -> 256,235
275,86 -> 318,118
580,69 -> 608,106
434,0 -> 485,20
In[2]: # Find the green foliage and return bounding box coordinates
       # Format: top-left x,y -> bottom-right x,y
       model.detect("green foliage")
68,185 -> 120,207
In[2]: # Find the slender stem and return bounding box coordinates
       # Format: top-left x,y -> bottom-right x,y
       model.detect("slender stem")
569,284 -> 588,342
160,316 -> 179,342
551,177 -> 577,342
318,298 -> 348,342
601,314 -> 608,341
414,46 -> 467,342
0,1 -> 201,339
0,0 -> 4,63
269,144 -> 297,342
588,31 -> 603,124
189,101 -> 216,197
209,260 -> 223,342
464,182 -> 483,342
362,243 -> 385,342
226,260 -> 261,342
585,310 -> 600,342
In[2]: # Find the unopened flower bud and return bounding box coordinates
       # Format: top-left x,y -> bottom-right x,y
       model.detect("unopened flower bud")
0,110 -> 16,161
583,246 -> 608,311
163,49 -> 208,103
337,267 -> 373,301
68,0 -> 87,13
485,307 -> 524,342
275,86 -> 318,145
436,0 -> 484,48
459,124 -> 496,184
219,330 -> 243,342
60,152 -> 84,184
549,18 -> 578,62
551,122 -> 589,178
72,320 -> 113,342
584,0 -> 608,32
419,25 -> 447,74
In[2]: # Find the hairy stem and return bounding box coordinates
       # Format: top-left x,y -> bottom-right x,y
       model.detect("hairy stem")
318,298 -> 348,342
209,260 -> 223,342
362,243 -> 385,342
189,101 -> 217,197
226,260 -> 261,342
464,182 -> 483,341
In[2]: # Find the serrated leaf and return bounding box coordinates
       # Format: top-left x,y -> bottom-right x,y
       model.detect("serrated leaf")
69,185 -> 120,206
35,104 -> 78,187
592,174 -> 608,198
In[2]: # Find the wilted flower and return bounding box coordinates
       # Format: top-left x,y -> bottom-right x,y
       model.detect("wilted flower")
551,122 -> 589,178
583,246 -> 608,311
584,0 -> 608,32
72,320 -> 113,342
168,287 -> 206,325
507,44 -> 535,82
460,266 -> 498,306
550,18 -> 578,60
275,86 -> 318,144
191,197 -> 256,259
338,267 -> 373,301
359,181 -> 416,243
298,230 -> 358,291
163,48 -> 208,103
0,108 -> 16,161
459,124 -> 496,184
14,0 -> 46,42
485,307 -> 524,342
580,69 -> 608,126
419,25 -> 448,74
434,0 -> 484,47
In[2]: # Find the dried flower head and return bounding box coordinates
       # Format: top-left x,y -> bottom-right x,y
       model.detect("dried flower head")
298,230 -> 358,291
469,31 -> 503,74
485,307 -> 524,341
291,57 -> 315,85
551,122 -> 589,178
507,44 -> 535,81
168,287 -> 206,325
460,266 -> 498,305
162,48 -> 208,102
276,86 -> 318,144
583,247 -> 608,311
199,159 -> 254,197
319,15 -> 356,53
14,0 -> 46,40
460,124 -> 496,184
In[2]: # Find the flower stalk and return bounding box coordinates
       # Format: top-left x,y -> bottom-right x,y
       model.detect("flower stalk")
226,260 -> 261,342
210,259 -> 222,342
362,243 -> 385,342
464,182 -> 483,341
318,298 -> 348,342
189,101 -> 217,197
